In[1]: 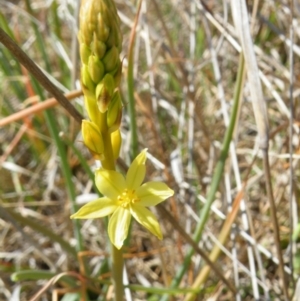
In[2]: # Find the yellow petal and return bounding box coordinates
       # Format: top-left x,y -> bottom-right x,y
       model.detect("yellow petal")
95,169 -> 126,199
126,149 -> 147,190
130,205 -> 162,240
136,182 -> 174,207
108,207 -> 131,249
70,197 -> 117,219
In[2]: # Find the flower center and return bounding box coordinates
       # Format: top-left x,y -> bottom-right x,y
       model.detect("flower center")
117,189 -> 140,208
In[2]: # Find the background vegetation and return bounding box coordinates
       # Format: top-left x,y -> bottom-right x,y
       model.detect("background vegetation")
0,0 -> 299,300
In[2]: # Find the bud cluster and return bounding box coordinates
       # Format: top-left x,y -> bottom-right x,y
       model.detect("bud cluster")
79,0 -> 123,160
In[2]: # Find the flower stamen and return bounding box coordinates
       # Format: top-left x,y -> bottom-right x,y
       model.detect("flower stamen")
117,189 -> 140,208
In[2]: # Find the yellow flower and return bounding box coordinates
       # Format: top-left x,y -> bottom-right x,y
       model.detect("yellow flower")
71,149 -> 174,249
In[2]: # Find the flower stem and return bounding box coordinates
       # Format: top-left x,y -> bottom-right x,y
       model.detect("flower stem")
101,131 -> 116,170
100,124 -> 124,300
111,245 -> 124,301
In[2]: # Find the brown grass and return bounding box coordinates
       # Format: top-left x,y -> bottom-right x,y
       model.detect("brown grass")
0,0 -> 299,300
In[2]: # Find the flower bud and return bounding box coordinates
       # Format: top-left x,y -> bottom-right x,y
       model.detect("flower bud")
84,96 -> 100,125
82,120 -> 104,158
107,90 -> 122,132
81,26 -> 93,45
111,129 -> 121,160
96,74 -> 115,113
88,55 -> 105,83
81,64 -> 95,94
97,12 -> 110,42
79,0 -> 123,140
102,46 -> 119,73
80,43 -> 91,65
106,21 -> 122,49
92,36 -> 107,59
113,60 -> 123,87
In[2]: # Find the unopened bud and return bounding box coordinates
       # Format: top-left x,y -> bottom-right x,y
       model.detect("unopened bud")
111,129 -> 121,160
107,90 -> 122,132
102,46 -> 119,73
96,74 -> 115,113
106,20 -> 122,49
88,55 -> 105,83
82,120 -> 104,158
97,12 -> 110,42
84,96 -> 100,125
113,60 -> 123,87
81,65 -> 95,93
80,43 -> 91,65
92,35 -> 107,59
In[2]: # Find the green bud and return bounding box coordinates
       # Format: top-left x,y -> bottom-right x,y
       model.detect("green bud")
107,90 -> 122,132
80,15 -> 93,45
92,34 -> 107,59
88,55 -> 105,83
113,61 -> 123,87
84,96 -> 100,125
88,22 -> 96,33
85,1 -> 99,32
111,129 -> 121,160
82,120 -> 104,157
102,0 -> 117,12
102,46 -> 119,72
96,84 -> 110,113
117,35 -> 122,53
106,30 -> 116,49
108,60 -> 120,77
96,74 -> 115,113
81,65 -> 95,94
79,0 -> 123,133
80,43 -> 91,65
97,12 -> 110,42
106,20 -> 122,49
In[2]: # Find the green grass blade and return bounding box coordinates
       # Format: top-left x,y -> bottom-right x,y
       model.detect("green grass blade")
160,55 -> 245,301
30,77 -> 84,253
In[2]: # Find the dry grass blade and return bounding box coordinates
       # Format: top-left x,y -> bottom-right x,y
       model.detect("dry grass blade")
231,2 -> 269,148
1,0 -> 299,300
0,205 -> 55,270
0,27 -> 83,124
157,204 -> 237,294
29,272 -> 89,301
0,90 -> 82,127
288,1 -> 296,284
231,1 -> 289,299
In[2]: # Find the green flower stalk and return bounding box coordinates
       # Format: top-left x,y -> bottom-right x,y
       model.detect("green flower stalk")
74,0 -> 174,299
79,0 -> 123,160
71,149 -> 174,249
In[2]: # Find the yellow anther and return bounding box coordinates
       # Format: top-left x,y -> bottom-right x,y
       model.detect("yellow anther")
117,189 -> 140,207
